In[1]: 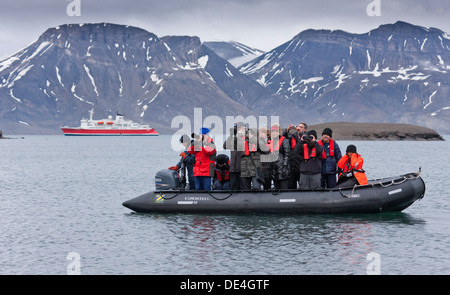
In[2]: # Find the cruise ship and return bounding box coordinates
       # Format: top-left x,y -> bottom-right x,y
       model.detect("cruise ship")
61,109 -> 159,136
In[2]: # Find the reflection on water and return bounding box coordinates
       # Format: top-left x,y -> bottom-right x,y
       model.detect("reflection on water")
125,212 -> 426,274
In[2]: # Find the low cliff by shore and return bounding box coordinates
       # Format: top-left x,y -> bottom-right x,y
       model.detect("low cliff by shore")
308,122 -> 445,141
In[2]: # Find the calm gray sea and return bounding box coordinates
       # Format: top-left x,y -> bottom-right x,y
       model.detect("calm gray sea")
1,134 -> 449,275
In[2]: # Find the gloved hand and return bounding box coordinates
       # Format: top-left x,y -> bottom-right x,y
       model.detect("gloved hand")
179,152 -> 187,160
168,166 -> 179,170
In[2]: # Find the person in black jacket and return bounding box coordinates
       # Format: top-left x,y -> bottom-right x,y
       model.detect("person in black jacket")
318,128 -> 342,188
293,130 -> 323,190
168,134 -> 196,189
283,122 -> 308,189
223,122 -> 246,190
266,124 -> 290,190
213,154 -> 231,190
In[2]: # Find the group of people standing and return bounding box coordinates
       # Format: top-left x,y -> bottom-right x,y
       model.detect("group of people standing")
169,122 -> 368,191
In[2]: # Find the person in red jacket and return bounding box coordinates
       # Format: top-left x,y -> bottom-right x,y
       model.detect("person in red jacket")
337,144 -> 368,187
188,127 -> 217,190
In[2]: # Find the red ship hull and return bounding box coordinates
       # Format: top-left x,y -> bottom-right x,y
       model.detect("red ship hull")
61,128 -> 159,136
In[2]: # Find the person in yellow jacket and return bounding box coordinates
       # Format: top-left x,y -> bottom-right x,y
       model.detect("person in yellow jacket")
337,144 -> 368,187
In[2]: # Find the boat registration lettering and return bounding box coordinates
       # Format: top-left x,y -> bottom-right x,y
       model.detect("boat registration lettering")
185,196 -> 210,201
388,188 -> 402,195
178,197 -> 209,205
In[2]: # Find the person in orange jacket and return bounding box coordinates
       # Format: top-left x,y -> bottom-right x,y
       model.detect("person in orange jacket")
188,127 -> 217,190
337,144 -> 368,187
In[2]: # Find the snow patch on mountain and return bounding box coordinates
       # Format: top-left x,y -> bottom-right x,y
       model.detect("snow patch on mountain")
198,55 -> 209,68
83,64 -> 99,96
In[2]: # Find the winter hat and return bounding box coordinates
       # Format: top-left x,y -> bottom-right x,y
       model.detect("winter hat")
200,127 -> 210,135
307,130 -> 317,139
216,154 -> 229,165
322,128 -> 333,138
346,144 -> 357,153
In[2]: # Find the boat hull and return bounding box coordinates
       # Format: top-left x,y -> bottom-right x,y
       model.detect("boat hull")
61,128 -> 159,136
123,172 -> 425,214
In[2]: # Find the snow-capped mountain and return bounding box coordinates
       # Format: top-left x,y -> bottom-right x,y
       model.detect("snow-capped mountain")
0,23 -> 278,134
239,21 -> 450,133
204,41 -> 264,67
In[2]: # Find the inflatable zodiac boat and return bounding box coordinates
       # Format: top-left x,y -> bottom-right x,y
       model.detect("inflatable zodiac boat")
122,169 -> 425,214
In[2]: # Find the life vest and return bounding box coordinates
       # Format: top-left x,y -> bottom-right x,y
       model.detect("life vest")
337,153 -> 368,185
215,165 -> 230,183
244,136 -> 257,156
269,136 -> 286,153
291,137 -> 297,150
303,144 -> 319,160
318,139 -> 335,159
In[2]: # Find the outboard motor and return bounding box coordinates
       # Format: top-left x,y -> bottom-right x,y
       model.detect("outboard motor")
155,169 -> 182,190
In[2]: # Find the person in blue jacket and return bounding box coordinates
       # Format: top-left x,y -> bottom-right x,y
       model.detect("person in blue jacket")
318,128 -> 342,188
168,134 -> 196,189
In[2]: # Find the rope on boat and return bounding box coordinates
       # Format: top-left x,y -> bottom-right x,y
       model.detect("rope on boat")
340,168 -> 422,198
206,191 -> 235,201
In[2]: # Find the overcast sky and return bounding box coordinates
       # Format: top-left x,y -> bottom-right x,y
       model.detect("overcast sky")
1,0 -> 449,60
